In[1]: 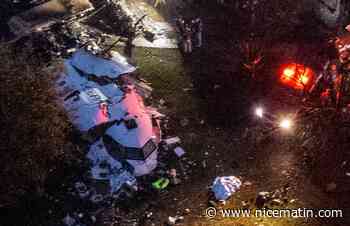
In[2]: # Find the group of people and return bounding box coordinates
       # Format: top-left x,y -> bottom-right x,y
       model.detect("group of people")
311,61 -> 341,107
310,25 -> 350,108
175,17 -> 202,54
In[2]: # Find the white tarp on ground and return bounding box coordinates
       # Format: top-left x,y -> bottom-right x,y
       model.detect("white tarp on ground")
212,176 -> 242,201
71,49 -> 136,79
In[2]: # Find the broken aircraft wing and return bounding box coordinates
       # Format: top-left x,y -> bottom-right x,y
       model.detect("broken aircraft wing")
71,49 -> 137,79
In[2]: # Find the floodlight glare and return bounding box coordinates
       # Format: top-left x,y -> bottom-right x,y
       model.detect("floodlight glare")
255,107 -> 264,118
279,118 -> 292,130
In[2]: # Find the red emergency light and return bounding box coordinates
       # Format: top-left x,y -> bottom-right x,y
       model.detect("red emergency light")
280,63 -> 314,90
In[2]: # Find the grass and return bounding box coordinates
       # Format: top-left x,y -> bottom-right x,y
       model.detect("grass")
133,47 -> 202,118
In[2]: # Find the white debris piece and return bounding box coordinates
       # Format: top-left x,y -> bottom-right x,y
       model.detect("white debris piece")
110,171 -> 137,193
87,140 -> 123,180
105,90 -> 154,148
243,181 -> 253,186
110,51 -> 132,67
67,48 -> 77,54
56,57 -> 125,133
124,151 -> 158,177
87,139 -> 123,175
164,137 -> 181,145
212,176 -> 242,201
71,49 -> 136,79
87,139 -> 137,194
167,216 -> 184,225
159,98 -> 166,105
174,146 -> 185,157
168,216 -> 177,225
62,87 -> 111,132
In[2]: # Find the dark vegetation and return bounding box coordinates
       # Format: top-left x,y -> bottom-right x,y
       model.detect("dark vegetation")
0,1 -> 46,40
0,46 -> 82,226
185,0 -> 334,126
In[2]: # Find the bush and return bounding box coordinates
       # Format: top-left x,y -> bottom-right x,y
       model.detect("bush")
0,45 -> 72,209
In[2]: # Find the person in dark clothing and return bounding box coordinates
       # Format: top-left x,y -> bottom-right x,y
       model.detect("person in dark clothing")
175,17 -> 185,38
183,24 -> 193,53
124,30 -> 135,58
191,17 -> 202,47
323,63 -> 339,106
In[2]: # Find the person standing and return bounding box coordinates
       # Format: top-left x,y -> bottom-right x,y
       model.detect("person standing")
183,24 -> 192,53
324,63 -> 339,106
175,17 -> 185,41
193,17 -> 202,47
124,23 -> 135,58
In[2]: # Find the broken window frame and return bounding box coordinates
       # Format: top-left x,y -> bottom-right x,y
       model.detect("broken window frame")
141,139 -> 157,159
103,135 -> 157,161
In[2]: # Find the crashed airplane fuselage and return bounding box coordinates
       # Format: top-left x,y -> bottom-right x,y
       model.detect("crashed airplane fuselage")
55,49 -> 161,176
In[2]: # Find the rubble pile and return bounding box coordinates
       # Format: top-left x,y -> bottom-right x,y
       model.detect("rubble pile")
8,0 -> 178,59
50,48 -> 192,225
30,20 -> 122,58
7,0 -> 95,37
102,0 -> 133,34
55,48 -> 161,174
5,1 -> 117,57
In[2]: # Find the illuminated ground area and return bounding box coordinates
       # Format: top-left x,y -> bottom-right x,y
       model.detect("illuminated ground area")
130,47 -> 348,226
